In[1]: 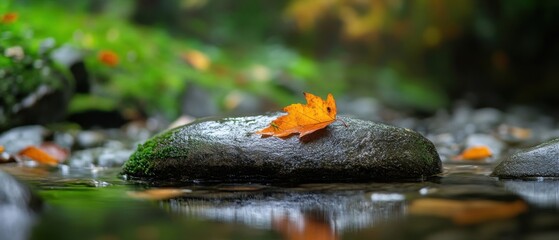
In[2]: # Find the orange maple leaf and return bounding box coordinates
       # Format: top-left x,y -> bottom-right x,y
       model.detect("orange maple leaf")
453,146 -> 492,160
256,92 -> 337,138
19,145 -> 63,166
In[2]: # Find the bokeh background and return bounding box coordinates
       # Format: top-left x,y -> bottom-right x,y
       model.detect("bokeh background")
2,0 -> 559,129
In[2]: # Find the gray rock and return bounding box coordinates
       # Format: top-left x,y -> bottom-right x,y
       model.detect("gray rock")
0,125 -> 47,153
122,114 -> 441,182
492,138 -> 559,178
0,170 -> 42,240
68,147 -> 133,168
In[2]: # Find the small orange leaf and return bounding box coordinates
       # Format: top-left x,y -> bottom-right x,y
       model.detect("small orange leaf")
127,188 -> 192,200
409,198 -> 527,225
453,146 -> 492,160
19,146 -> 60,166
256,92 -> 337,138
181,49 -> 210,71
98,50 -> 119,67
1,12 -> 18,24
0,145 -> 4,153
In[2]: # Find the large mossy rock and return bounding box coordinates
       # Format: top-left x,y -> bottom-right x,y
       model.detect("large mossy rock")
122,115 -> 441,182
492,138 -> 559,178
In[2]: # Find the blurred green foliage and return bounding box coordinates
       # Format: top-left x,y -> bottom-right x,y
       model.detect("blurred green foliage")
0,4 -> 71,127
2,0 -> 559,123
2,0 -> 347,121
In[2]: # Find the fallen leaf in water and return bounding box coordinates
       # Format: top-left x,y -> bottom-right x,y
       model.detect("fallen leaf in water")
453,146 -> 492,160
409,198 -> 528,225
18,145 -> 63,166
182,49 -> 210,71
127,188 -> 192,200
256,92 -> 338,138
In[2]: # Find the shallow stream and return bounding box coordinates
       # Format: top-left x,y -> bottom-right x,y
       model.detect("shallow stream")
2,162 -> 559,240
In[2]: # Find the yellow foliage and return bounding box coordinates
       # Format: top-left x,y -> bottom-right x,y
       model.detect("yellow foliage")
182,49 -> 211,71
285,0 -> 473,42
285,0 -> 335,30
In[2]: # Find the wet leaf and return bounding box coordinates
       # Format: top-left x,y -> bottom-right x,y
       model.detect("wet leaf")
127,188 -> 192,200
18,145 -> 65,166
453,146 -> 492,160
409,198 -> 528,225
256,92 -> 338,138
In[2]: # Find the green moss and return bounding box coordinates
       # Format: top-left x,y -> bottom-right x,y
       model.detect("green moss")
121,128 -> 186,177
122,138 -> 158,176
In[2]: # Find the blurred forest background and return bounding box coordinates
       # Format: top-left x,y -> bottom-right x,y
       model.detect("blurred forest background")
2,0 -> 559,130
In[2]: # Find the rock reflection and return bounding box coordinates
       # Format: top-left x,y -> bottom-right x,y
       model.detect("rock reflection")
165,190 -> 407,234
502,179 -> 559,208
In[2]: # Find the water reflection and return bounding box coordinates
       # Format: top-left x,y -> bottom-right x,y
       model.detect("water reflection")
273,213 -> 337,240
502,179 -> 559,208
164,188 -> 410,235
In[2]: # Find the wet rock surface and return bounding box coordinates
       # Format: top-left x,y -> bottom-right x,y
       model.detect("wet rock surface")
122,114 -> 441,182
492,138 -> 559,178
0,170 -> 42,240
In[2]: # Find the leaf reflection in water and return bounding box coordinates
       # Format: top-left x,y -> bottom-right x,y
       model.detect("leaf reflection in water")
409,198 -> 528,225
273,213 -> 337,240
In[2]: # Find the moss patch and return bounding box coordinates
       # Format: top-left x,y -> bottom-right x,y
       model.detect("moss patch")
122,138 -> 158,176
121,129 -> 179,177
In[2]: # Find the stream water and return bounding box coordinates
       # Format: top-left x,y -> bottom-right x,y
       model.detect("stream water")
2,162 -> 559,240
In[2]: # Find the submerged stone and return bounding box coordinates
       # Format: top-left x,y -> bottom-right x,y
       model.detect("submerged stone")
492,138 -> 559,178
122,115 -> 441,182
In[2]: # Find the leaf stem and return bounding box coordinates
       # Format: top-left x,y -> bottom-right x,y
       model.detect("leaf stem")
337,118 -> 348,127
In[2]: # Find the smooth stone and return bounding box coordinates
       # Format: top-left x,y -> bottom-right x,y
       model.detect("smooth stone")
492,138 -> 559,178
0,125 -> 47,153
68,147 -> 133,168
0,170 -> 42,240
122,114 -> 441,182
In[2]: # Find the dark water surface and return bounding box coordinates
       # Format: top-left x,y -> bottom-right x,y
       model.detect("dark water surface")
2,163 -> 559,240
